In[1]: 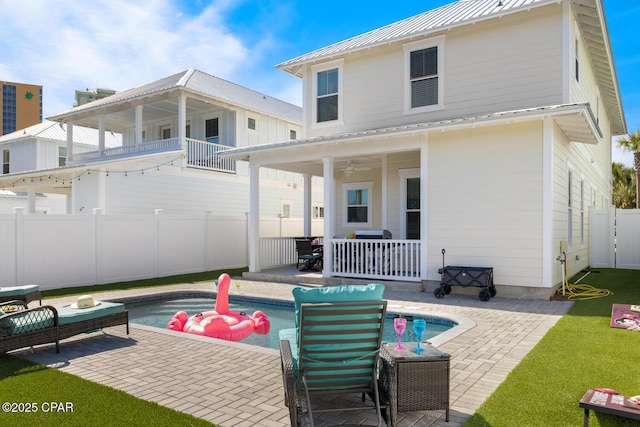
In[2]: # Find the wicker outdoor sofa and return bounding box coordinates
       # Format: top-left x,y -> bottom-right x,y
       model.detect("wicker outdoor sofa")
0,285 -> 42,306
0,300 -> 129,354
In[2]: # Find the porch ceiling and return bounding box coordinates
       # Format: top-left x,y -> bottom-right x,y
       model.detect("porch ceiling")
47,90 -> 224,133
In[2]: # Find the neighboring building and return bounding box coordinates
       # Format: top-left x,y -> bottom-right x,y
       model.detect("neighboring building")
75,88 -> 117,107
224,0 -> 626,298
1,80 -> 43,135
0,69 -> 321,219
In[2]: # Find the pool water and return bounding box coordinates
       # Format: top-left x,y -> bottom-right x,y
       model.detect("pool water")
126,297 -> 455,350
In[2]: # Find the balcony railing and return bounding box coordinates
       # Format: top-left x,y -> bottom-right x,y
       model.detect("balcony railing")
68,137 -> 236,173
186,139 -> 235,173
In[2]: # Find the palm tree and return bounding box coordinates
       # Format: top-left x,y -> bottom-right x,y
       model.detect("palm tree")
612,162 -> 636,208
617,129 -> 640,207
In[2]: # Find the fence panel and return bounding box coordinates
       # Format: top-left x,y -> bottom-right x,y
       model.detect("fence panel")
588,207 -> 615,268
616,209 -> 640,270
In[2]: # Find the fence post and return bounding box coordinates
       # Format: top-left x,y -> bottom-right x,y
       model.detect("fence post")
155,209 -> 163,277
13,207 -> 24,286
93,208 -> 103,285
204,211 -> 211,271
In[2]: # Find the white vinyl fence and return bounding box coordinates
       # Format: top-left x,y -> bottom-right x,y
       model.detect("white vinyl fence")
1,209 -> 322,290
589,207 -> 640,269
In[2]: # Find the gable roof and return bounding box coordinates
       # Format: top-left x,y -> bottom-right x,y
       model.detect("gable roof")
277,0 -> 625,135
48,69 -> 302,125
0,120 -> 122,148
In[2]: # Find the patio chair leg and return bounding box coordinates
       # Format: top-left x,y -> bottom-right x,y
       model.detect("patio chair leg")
301,375 -> 315,427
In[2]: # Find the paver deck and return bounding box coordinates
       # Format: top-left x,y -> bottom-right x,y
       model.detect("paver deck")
8,279 -> 572,426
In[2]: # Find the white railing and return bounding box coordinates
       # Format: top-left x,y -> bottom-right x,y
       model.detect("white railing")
332,239 -> 421,281
259,236 -> 323,269
70,138 -> 181,163
258,237 -> 421,281
186,139 -> 236,173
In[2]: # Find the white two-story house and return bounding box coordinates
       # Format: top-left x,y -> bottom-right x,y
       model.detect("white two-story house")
223,0 -> 626,298
0,69 -> 322,221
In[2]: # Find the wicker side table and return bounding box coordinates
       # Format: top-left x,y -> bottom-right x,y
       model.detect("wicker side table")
379,342 -> 450,426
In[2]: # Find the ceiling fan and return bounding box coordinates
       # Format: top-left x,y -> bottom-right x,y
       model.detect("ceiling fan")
343,161 -> 371,177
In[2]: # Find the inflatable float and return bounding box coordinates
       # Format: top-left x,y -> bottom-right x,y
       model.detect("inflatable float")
167,273 -> 270,341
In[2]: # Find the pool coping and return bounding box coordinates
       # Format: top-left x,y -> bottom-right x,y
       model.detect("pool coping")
108,289 -> 476,352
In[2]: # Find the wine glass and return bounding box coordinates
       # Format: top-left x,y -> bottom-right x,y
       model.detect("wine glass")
394,317 -> 407,350
413,319 -> 426,354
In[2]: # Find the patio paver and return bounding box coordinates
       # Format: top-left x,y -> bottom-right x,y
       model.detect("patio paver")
9,279 -> 572,426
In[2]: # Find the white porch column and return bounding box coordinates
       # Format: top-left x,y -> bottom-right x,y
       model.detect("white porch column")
420,135 -> 429,281
135,105 -> 143,150
303,173 -> 312,237
98,116 -> 105,156
27,186 -> 36,214
322,156 -> 334,277
248,162 -> 260,272
178,93 -> 186,149
381,154 -> 388,230
542,117 -> 554,287
65,122 -> 74,163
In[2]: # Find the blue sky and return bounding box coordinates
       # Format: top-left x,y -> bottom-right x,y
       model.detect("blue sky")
0,0 -> 636,165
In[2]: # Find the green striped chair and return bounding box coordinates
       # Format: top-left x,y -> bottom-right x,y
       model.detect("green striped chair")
279,284 -> 387,426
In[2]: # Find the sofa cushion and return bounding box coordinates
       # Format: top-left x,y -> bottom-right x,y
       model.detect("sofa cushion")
57,301 -> 125,326
0,310 -> 55,336
0,285 -> 39,298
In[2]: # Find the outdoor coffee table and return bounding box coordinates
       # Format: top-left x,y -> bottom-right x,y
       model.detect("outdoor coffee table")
378,342 -> 450,426
579,389 -> 640,426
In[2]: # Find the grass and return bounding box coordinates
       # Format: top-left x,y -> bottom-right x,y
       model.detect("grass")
464,268 -> 640,427
1,268 -> 246,427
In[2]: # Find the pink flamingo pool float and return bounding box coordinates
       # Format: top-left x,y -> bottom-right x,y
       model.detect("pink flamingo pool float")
166,273 -> 270,341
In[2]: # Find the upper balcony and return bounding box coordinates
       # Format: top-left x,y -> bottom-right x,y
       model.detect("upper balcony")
69,137 -> 236,173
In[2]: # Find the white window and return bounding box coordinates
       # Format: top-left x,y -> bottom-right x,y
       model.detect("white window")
575,38 -> 580,82
247,117 -> 257,131
399,169 -> 421,239
159,124 -> 171,140
404,36 -> 445,114
567,168 -> 573,248
312,60 -> 343,127
281,200 -> 291,218
343,182 -> 373,227
205,117 -> 219,144
290,129 -> 297,140
2,149 -> 9,174
313,204 -> 324,219
58,146 -> 67,167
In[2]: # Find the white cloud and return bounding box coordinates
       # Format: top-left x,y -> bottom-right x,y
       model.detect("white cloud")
0,0 -> 250,117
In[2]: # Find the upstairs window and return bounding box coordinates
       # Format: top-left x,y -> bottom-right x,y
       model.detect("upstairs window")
247,117 -> 256,130
404,36 -> 444,114
205,117 -> 219,144
312,60 -> 343,126
58,146 -> 67,167
290,129 -> 297,140
2,149 -> 9,174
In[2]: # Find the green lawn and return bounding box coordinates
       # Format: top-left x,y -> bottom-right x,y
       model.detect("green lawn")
464,268 -> 640,427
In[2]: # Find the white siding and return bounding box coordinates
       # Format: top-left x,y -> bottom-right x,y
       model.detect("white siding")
304,3 -> 564,138
426,123 -> 544,287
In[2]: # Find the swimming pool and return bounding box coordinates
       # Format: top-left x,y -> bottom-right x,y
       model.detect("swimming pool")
125,296 -> 456,350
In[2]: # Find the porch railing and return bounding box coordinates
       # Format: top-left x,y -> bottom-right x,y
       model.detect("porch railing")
258,237 -> 421,281
332,239 -> 421,281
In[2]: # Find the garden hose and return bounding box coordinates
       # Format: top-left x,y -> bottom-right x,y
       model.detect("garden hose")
556,269 -> 613,300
